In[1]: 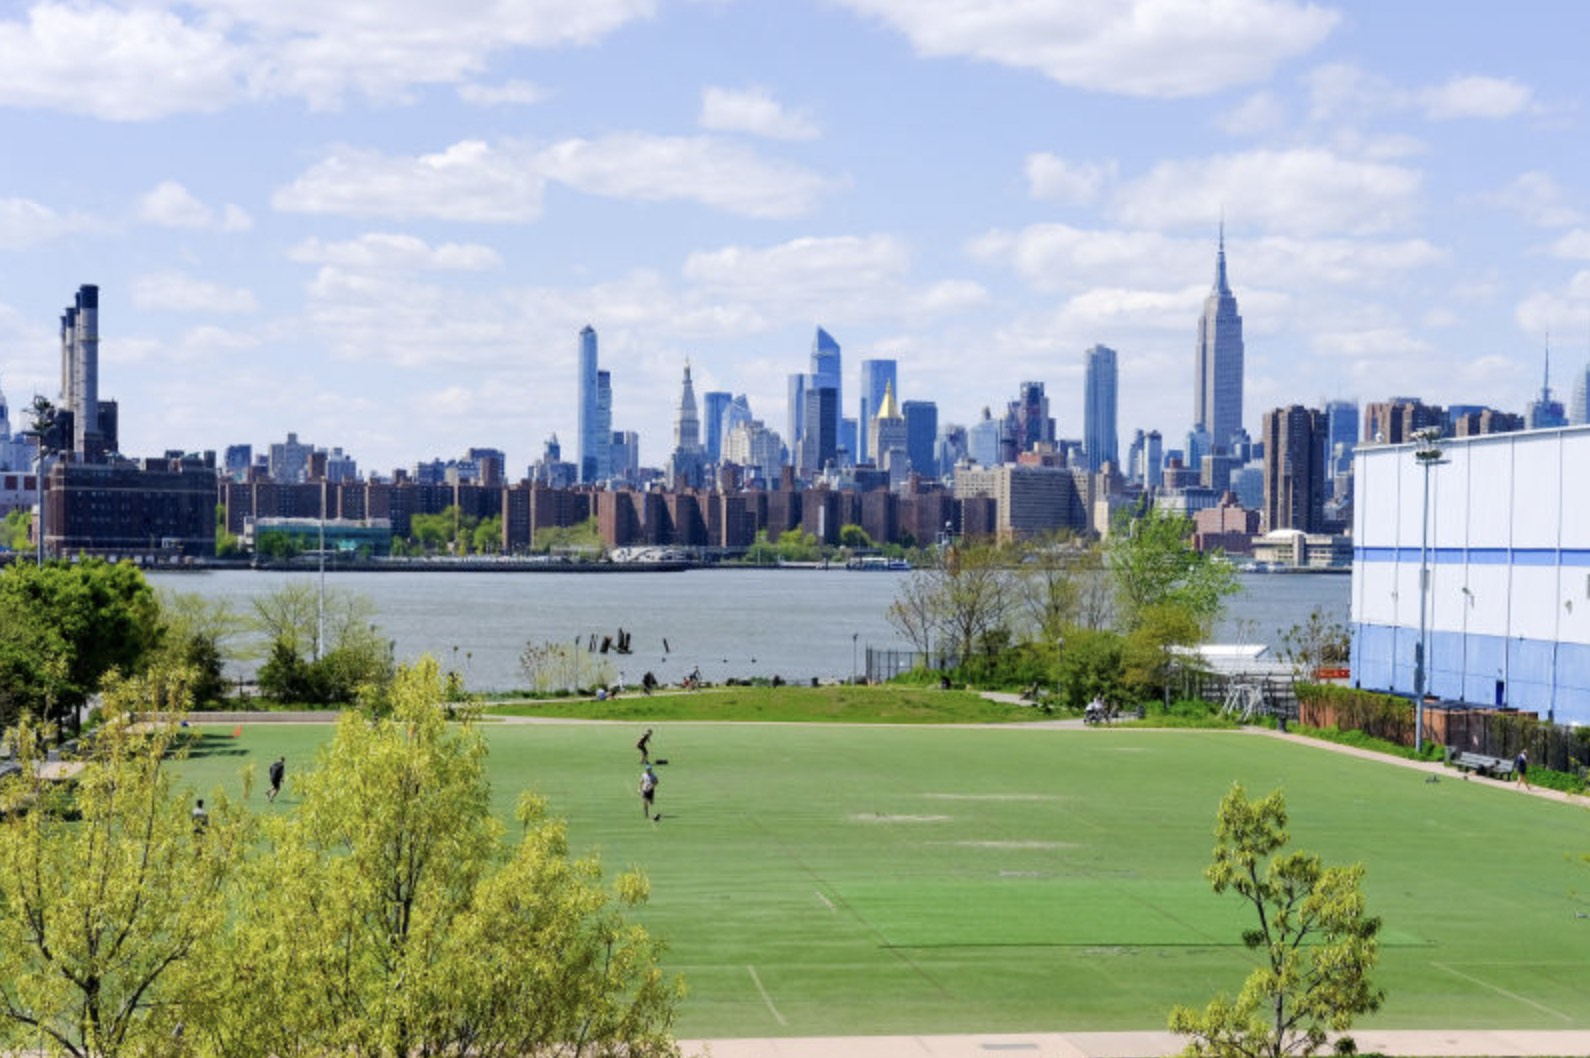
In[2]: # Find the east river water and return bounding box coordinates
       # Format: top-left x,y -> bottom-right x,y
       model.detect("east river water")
146,568 -> 1350,693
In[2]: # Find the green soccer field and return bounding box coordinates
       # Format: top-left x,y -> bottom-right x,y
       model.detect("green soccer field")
176,721 -> 1590,1038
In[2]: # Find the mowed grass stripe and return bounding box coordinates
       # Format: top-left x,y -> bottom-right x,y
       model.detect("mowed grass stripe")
174,721 -> 1590,1037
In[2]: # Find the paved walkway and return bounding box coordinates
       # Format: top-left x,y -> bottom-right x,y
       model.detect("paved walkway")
680,1028 -> 1590,1057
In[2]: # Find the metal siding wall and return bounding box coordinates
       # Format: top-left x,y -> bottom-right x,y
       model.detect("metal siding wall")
1350,430 -> 1590,721
1465,439 -> 1514,548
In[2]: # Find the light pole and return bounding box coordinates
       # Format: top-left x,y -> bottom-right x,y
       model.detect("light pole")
852,632 -> 859,685
1411,426 -> 1447,754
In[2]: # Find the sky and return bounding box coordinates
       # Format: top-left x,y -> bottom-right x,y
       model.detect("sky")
3,0 -> 1590,477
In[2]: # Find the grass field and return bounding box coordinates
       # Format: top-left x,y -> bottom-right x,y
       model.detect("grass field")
175,720 -> 1590,1038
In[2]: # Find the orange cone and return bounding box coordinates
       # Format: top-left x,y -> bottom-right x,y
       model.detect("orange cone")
232,725 -> 243,738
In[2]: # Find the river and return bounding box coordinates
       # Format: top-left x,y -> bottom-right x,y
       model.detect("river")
146,568 -> 1350,692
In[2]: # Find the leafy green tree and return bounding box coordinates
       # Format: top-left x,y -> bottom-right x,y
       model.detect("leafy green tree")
0,508 -> 30,551
408,509 -> 455,553
1170,784 -> 1382,1058
249,583 -> 392,705
534,517 -> 603,556
0,668 -> 249,1058
1123,603 -> 1207,706
206,660 -> 680,1058
214,504 -> 242,558
838,523 -> 873,550
1109,505 -> 1238,633
1054,626 -> 1129,711
0,560 -> 161,731
774,529 -> 822,563
472,514 -> 503,555
155,591 -> 245,707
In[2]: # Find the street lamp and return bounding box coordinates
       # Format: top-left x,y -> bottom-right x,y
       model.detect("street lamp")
852,632 -> 859,685
1411,426 -> 1448,754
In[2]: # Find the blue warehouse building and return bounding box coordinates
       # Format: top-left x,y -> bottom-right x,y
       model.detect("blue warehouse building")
1351,426 -> 1590,726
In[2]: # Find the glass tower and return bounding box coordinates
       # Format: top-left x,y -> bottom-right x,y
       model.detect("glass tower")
1083,344 -> 1119,472
857,358 -> 897,464
576,326 -> 601,483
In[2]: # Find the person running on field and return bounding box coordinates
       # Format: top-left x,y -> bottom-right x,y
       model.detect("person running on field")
639,764 -> 659,820
268,756 -> 286,802
636,728 -> 653,764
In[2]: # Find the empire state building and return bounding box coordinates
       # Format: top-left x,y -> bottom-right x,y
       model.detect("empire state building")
1194,229 -> 1245,453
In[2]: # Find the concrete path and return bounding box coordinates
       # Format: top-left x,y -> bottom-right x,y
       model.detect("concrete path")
680,1028 -> 1590,1057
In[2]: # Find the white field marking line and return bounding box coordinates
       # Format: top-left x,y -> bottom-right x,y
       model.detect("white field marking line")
1432,961 -> 1573,1020
746,964 -> 787,1027
815,890 -> 836,912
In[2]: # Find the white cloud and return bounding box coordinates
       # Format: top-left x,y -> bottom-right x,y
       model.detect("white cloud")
834,0 -> 1338,98
1310,63 -> 1537,124
1477,172 -> 1582,229
1217,91 -> 1289,136
539,134 -> 835,218
699,85 -> 820,140
1024,153 -> 1115,204
132,271 -> 259,314
0,196 -> 91,249
273,141 -> 547,222
457,79 -> 546,106
1111,148 -> 1422,236
289,233 -> 503,271
1547,229 -> 1590,260
0,0 -> 652,119
0,3 -> 239,119
1419,75 -> 1533,120
137,181 -> 255,231
276,135 -> 833,222
1516,271 -> 1590,336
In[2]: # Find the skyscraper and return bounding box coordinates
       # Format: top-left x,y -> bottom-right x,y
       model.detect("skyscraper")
1323,399 -> 1359,491
1526,342 -> 1567,429
810,326 -> 842,417
1082,344 -> 1119,472
902,399 -> 938,479
1262,404 -> 1327,534
799,385 -> 838,475
702,390 -> 731,462
576,326 -> 602,484
1570,358 -> 1590,425
668,362 -> 705,489
857,358 -> 897,463
1194,228 -> 1245,453
786,372 -> 806,448
869,381 -> 908,474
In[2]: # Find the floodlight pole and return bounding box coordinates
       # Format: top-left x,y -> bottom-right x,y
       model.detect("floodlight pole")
1412,428 -> 1447,754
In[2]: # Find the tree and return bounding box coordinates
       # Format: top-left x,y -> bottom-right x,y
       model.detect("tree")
0,508 -> 30,551
205,660 -> 680,1058
155,590 -> 245,707
519,639 -> 615,694
472,515 -> 503,555
934,540 -> 1014,665
1279,606 -> 1350,682
1170,784 -> 1382,1058
1109,505 -> 1238,633
0,668 -> 248,1058
838,524 -> 873,550
249,583 -> 392,705
0,560 -> 162,731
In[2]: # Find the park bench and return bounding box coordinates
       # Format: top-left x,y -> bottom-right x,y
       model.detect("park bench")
1451,752 -> 1515,779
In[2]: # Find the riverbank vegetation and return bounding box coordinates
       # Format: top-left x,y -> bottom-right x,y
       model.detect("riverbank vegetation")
886,506 -> 1240,709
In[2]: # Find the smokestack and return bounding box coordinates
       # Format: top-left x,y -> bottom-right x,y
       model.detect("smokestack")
73,284 -> 100,457
60,308 -> 76,419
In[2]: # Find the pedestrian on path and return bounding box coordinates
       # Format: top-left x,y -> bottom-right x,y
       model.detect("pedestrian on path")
1515,748 -> 1529,789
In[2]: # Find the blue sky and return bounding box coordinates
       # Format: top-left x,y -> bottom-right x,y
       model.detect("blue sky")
2,0 -> 1589,476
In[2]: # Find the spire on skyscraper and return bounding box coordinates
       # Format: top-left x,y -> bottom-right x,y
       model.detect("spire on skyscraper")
1213,218 -> 1231,295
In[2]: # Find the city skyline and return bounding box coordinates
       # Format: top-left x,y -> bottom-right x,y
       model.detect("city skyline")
4,2 -> 1590,472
